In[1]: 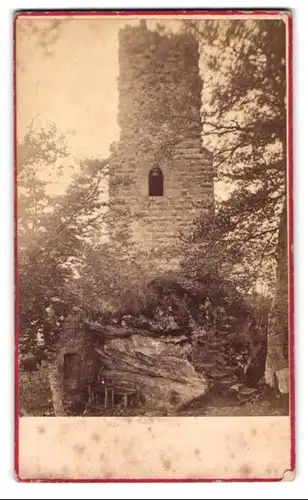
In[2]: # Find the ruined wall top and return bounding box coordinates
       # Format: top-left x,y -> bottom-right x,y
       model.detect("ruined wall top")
108,20 -> 214,256
117,21 -> 204,162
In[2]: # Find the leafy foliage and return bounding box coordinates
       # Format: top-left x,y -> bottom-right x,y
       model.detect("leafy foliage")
17,123 -> 153,358
181,19 -> 287,294
17,124 -> 111,355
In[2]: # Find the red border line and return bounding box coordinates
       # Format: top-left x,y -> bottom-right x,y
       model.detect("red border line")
17,477 -> 282,483
287,13 -> 295,473
13,12 -> 19,481
14,9 -> 289,17
14,8 -> 295,483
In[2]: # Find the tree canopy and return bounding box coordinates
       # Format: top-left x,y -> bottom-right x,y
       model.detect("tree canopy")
181,19 -> 287,295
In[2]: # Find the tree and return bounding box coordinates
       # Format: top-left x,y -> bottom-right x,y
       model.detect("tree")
17,129 -> 111,355
17,124 -> 144,413
182,18 -> 289,391
17,123 -> 69,357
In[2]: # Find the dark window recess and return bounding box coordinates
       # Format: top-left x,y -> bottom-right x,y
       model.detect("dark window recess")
63,352 -> 81,381
149,167 -> 164,197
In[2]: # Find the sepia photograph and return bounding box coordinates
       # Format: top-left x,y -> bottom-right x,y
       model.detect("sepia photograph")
15,10 -> 293,481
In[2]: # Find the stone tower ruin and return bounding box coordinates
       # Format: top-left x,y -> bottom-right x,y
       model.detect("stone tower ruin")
109,20 -> 214,260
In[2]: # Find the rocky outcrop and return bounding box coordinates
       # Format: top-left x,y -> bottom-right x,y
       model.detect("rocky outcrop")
19,272 -> 267,416
95,335 -> 206,412
83,272 -> 267,412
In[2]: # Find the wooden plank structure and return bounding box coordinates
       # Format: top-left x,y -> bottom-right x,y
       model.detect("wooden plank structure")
88,376 -> 137,410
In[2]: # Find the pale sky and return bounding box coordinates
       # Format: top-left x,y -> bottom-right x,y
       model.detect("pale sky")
17,19 -> 129,161
16,18 -> 184,165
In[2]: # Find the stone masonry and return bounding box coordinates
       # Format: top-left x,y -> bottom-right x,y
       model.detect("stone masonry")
109,20 -> 214,256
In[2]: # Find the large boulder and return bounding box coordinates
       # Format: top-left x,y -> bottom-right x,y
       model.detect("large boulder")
95,334 -> 208,412
85,272 -> 267,410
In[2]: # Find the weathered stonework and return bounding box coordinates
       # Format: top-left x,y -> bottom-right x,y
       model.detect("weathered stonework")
50,309 -> 99,414
109,21 -> 214,256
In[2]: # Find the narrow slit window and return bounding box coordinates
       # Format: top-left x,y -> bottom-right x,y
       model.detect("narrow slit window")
149,167 -> 164,197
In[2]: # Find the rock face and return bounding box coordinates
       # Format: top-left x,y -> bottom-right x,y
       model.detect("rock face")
144,273 -> 267,393
44,272 -> 268,415
95,334 -> 207,412
81,273 -> 268,413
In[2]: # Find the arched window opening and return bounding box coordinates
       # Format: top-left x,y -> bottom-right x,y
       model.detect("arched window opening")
149,167 -> 164,197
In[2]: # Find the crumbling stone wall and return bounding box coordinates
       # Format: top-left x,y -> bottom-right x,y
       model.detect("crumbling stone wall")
109,21 -> 214,254
53,308 -> 99,411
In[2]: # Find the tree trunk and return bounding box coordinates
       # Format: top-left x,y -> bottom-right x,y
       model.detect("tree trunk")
48,360 -> 66,416
264,198 -> 289,393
